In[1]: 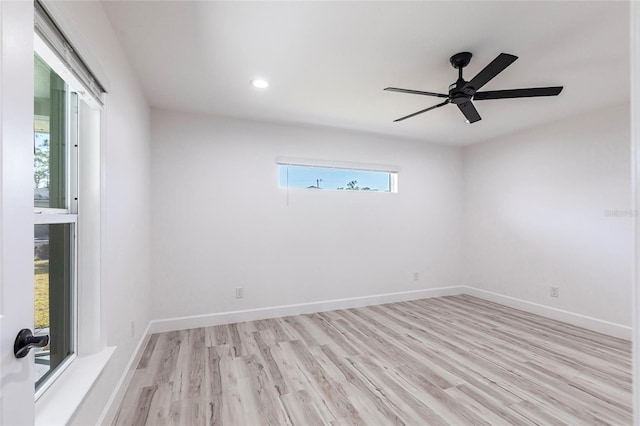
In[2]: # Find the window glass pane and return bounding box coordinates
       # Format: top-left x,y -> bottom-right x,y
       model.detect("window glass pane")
34,223 -> 73,388
278,165 -> 396,192
34,53 -> 67,209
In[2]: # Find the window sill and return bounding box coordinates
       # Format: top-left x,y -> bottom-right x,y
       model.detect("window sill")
35,346 -> 115,426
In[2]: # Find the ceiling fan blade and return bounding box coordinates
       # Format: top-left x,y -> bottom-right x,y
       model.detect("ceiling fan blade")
457,101 -> 481,123
393,100 -> 449,122
474,86 -> 563,100
466,53 -> 518,91
384,87 -> 448,98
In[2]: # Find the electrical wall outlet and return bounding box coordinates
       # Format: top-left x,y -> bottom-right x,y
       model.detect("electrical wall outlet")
550,287 -> 559,298
413,272 -> 419,281
236,287 -> 244,299
130,320 -> 136,338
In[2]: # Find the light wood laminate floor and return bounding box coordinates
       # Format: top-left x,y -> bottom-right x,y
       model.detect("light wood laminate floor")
114,295 -> 632,425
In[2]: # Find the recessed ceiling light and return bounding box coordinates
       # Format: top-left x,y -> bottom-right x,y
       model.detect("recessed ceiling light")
251,79 -> 269,89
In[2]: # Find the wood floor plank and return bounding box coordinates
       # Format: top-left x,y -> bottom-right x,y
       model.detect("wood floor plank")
268,318 -> 297,342
287,339 -> 365,424
205,324 -> 229,347
268,343 -> 310,394
253,331 -> 289,396
131,385 -> 157,426
348,354 -> 449,426
137,333 -> 160,370
319,345 -> 406,426
167,398 -> 206,426
283,316 -> 320,347
156,331 -> 182,384
280,389 -> 328,425
451,384 -> 537,426
144,382 -> 172,425
219,358 -> 258,425
243,354 -> 291,425
306,313 -> 360,356
205,347 -> 223,426
227,323 -> 244,357
114,295 -> 632,426
389,365 -> 492,426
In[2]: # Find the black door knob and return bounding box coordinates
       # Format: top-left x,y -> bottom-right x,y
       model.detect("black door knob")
14,328 -> 49,359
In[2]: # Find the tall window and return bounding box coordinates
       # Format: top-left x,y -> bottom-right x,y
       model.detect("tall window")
33,0 -> 106,400
33,52 -> 78,391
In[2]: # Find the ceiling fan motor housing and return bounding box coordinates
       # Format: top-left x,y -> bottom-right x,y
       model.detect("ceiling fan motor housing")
449,81 -> 472,104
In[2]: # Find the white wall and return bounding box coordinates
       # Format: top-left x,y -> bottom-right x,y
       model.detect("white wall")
44,2 -> 152,425
631,2 -> 640,420
463,104 -> 632,327
0,1 -> 631,422
150,110 -> 463,320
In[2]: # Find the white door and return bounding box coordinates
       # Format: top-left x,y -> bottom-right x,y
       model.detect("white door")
0,1 -> 37,425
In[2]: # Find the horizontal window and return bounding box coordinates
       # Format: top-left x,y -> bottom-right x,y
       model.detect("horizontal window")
278,164 -> 398,192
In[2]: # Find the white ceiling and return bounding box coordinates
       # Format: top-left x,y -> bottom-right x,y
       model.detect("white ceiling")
102,1 -> 629,146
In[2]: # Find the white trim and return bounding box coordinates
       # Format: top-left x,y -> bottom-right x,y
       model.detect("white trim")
35,346 -> 115,426
34,353 -> 77,401
149,286 -> 463,334
95,321 -> 151,426
461,286 -> 632,340
276,156 -> 400,173
69,92 -> 79,214
96,286 -> 462,424
34,208 -> 70,215
99,285 -> 632,424
147,285 -> 632,339
33,213 -> 77,225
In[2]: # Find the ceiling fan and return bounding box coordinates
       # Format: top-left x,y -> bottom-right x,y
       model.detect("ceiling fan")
384,52 -> 563,124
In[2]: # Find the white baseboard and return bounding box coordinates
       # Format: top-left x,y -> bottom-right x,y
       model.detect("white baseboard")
98,284 -> 631,424
149,286 -> 465,334
462,286 -> 632,340
97,321 -> 153,425
96,286 -> 463,424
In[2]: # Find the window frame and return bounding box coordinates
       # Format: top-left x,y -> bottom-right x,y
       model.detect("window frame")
276,157 -> 400,193
31,2 -> 110,420
32,53 -> 80,398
